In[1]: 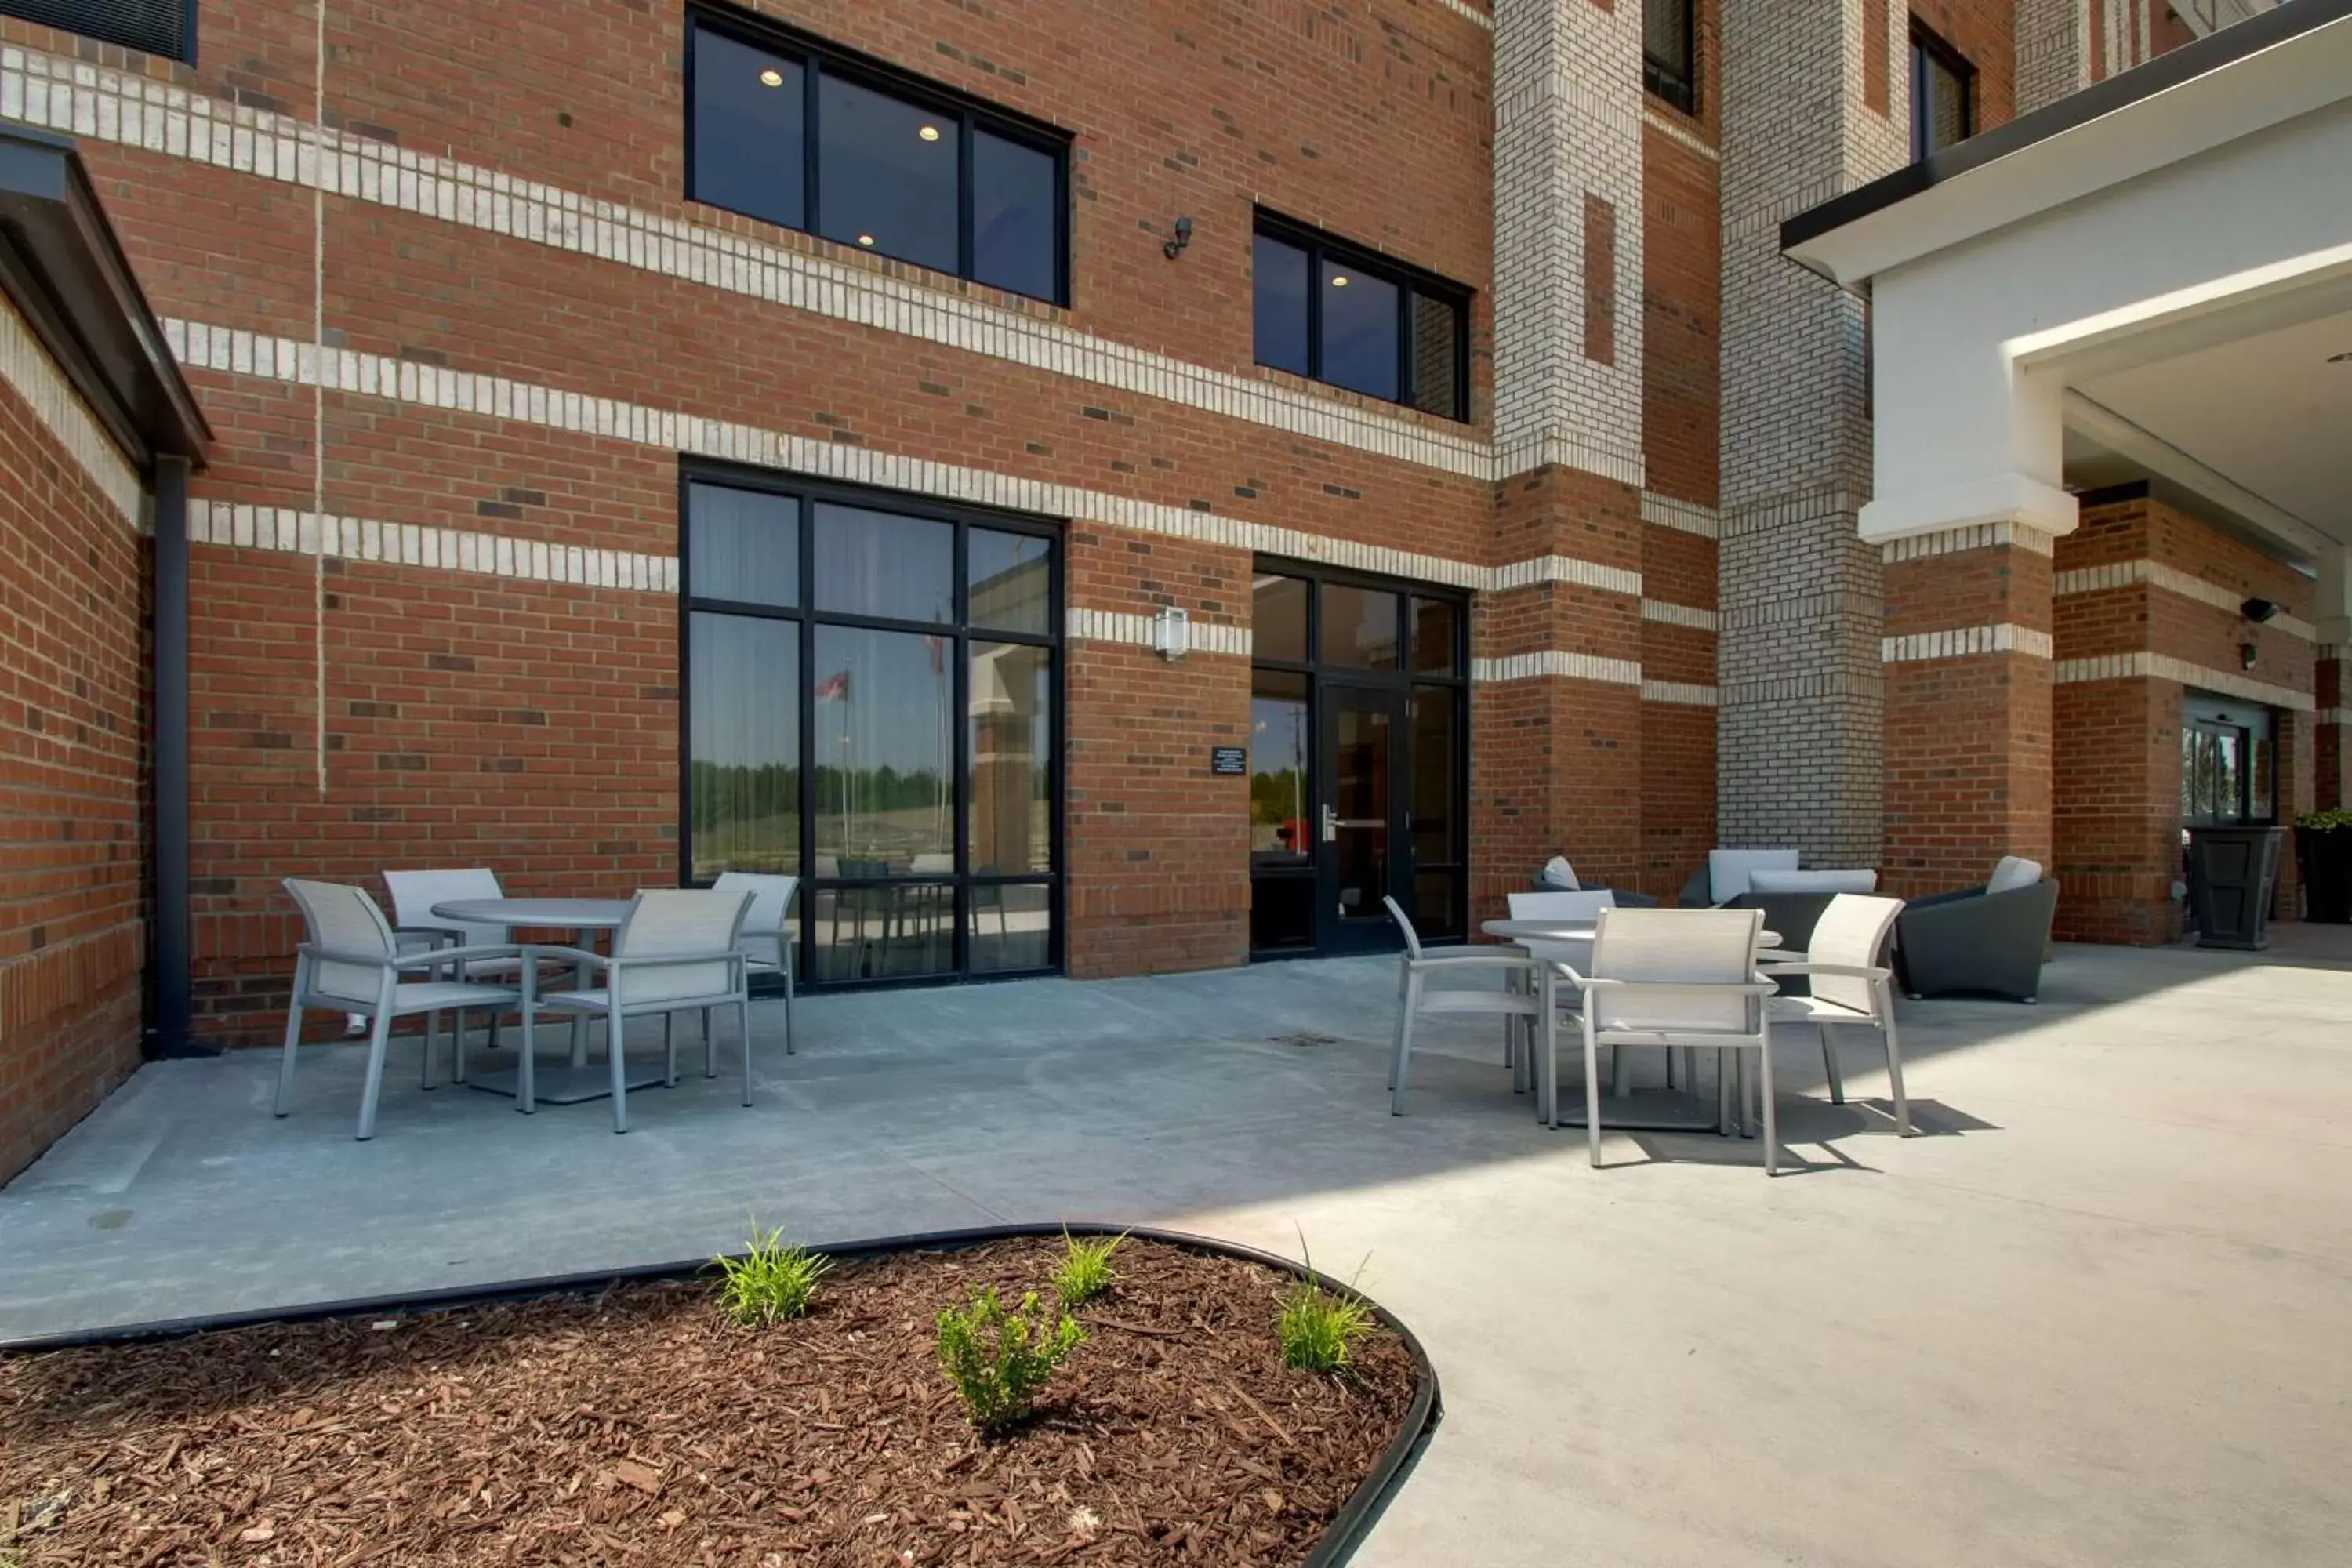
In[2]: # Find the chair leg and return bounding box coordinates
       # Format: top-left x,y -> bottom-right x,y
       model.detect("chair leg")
1388,972 -> 1422,1116
1819,1022 -> 1846,1104
456,1011 -> 471,1085
1386,964 -> 1409,1094
517,1000 -> 536,1114
420,1012 -> 439,1091
355,1005 -> 394,1141
1610,1039 -> 1630,1098
1878,983 -> 1912,1135
739,996 -> 753,1107
663,1012 -> 679,1087
705,1004 -> 719,1079
1541,971 -> 1560,1127
610,1007 -> 630,1134
1716,1047 -> 1733,1135
782,956 -> 796,1056
274,978 -> 307,1118
1581,1014 -> 1603,1163
1758,1034 -> 1780,1176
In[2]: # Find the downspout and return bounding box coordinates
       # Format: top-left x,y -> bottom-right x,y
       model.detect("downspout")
147,454 -> 207,1058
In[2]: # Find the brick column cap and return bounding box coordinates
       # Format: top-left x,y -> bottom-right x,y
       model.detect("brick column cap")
1859,472 -> 2078,546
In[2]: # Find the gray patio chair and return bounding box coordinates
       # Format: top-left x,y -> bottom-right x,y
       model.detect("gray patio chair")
1382,895 -> 1541,1116
381,866 -> 532,1073
1893,856 -> 2058,1003
1677,848 -> 1799,907
1508,888 -> 1670,1095
1761,893 -> 1911,1136
713,870 -> 797,1055
517,887 -> 756,1133
276,878 -> 524,1140
1553,907 -> 1784,1173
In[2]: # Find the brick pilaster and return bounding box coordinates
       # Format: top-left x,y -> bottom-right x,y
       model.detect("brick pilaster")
1880,526 -> 2056,898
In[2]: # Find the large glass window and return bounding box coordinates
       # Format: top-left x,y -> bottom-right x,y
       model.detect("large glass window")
1251,213 -> 1470,422
688,10 -> 1069,304
2181,698 -> 2277,826
3,2 -> 191,61
685,474 -> 1059,985
1911,25 -> 1975,163
1642,0 -> 1696,115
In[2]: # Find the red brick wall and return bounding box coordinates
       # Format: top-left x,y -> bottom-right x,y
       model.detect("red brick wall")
0,351 -> 150,1183
1882,540 -> 2054,897
2051,493 -> 2315,942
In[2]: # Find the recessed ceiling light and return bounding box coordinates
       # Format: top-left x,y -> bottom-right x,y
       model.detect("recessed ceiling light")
918,125 -> 942,142
1330,274 -> 1350,288
857,234 -> 876,247
757,67 -> 784,87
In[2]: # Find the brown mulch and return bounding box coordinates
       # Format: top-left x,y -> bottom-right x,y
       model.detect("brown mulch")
0,1237 -> 1418,1566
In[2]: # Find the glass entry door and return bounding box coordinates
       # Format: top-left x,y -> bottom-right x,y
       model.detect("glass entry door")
1318,686 -> 1404,952
1247,563 -> 1467,957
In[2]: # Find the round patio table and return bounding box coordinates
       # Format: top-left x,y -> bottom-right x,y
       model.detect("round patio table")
1480,917 -> 1777,1134
430,898 -> 658,1106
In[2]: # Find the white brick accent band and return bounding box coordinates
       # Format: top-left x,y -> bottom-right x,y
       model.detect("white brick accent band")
162,316 -> 1675,610
1433,0 -> 1494,29
0,289 -> 141,526
0,41 -> 1654,492
188,499 -> 677,591
1881,624 -> 2056,662
1640,679 -> 1719,706
2319,707 -> 2350,727
2054,652 -> 2316,712
1472,651 -> 1643,688
1641,599 -> 1719,632
1488,554 -> 1643,597
1641,492 -> 1719,539
2053,559 -> 2316,641
1880,521 -> 2058,562
1643,108 -> 1719,163
1064,608 -> 1248,657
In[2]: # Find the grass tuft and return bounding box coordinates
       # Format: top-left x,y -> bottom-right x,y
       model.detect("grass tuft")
1053,1229 -> 1127,1309
1278,1231 -> 1376,1374
706,1220 -> 830,1327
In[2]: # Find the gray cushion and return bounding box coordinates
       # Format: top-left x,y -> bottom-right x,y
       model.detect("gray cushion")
1987,855 -> 2043,895
1748,868 -> 1877,894
1708,848 -> 1799,903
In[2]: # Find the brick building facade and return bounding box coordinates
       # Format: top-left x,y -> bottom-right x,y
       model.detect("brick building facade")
0,0 -> 2338,1177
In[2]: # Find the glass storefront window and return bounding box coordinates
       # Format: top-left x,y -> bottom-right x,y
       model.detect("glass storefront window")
1319,583 -> 1399,670
1253,573 -> 1308,664
685,480 -> 1057,984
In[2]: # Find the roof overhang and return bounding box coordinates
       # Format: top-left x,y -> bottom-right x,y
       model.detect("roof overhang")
1783,0 -> 2352,290
0,124 -> 209,471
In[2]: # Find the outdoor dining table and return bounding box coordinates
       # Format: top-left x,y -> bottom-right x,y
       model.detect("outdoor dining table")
430,897 -> 666,1106
1479,917 -> 1780,1134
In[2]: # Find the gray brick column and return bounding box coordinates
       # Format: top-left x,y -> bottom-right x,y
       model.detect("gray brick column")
1715,0 -> 1907,868
2016,0 -> 2093,114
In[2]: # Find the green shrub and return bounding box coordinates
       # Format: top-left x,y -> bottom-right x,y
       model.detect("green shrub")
2297,808 -> 2352,831
1053,1229 -> 1126,1309
706,1222 -> 830,1327
1279,1239 -> 1375,1373
936,1286 -> 1086,1434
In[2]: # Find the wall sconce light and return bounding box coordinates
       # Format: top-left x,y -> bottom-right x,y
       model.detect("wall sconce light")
1162,216 -> 1193,261
2241,597 -> 2278,624
2240,641 -> 2259,671
1152,604 -> 1190,660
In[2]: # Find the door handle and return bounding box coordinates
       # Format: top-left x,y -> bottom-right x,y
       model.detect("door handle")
1320,803 -> 1337,843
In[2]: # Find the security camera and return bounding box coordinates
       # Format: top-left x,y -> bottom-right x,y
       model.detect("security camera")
2241,597 -> 2278,623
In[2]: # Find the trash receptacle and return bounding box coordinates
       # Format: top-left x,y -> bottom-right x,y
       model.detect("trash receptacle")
2186,826 -> 2283,949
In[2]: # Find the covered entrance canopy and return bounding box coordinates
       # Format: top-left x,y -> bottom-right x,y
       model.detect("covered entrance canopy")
1782,0 -> 2351,586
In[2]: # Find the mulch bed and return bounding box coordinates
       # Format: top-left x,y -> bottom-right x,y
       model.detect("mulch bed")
0,1236 -> 1418,1565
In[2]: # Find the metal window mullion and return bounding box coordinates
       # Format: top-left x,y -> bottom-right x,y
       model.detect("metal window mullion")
957,118 -> 977,285
797,492 -> 818,984
804,55 -> 824,238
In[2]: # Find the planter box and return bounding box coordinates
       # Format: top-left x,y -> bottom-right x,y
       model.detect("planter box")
2296,826 -> 2352,924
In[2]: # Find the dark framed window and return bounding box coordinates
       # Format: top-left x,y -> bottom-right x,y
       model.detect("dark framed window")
1642,0 -> 1697,115
686,6 -> 1069,305
3,0 -> 191,60
1911,24 -> 1976,163
682,467 -> 1062,988
1251,212 -> 1470,423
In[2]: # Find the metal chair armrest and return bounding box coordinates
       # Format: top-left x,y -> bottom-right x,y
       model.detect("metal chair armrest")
1406,953 -> 1534,973
1758,961 -> 1891,980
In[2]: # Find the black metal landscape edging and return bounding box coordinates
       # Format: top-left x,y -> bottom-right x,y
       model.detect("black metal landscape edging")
1,1221 -> 1441,1567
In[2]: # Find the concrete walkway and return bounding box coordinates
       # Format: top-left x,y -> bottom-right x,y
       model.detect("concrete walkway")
6,935 -> 2352,1565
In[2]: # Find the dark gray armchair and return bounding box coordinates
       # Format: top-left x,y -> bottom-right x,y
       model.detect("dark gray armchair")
1893,873 -> 2059,1003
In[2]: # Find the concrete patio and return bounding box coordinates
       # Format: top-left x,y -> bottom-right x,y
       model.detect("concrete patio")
6,935 -> 2352,1566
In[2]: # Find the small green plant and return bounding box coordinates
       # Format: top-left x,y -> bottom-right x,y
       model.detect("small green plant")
936,1286 -> 1087,1435
2298,808 -> 2352,831
706,1221 -> 830,1327
1053,1229 -> 1126,1308
1279,1235 -> 1375,1374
